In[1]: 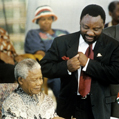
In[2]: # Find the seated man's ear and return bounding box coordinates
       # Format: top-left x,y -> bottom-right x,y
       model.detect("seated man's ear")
18,77 -> 24,85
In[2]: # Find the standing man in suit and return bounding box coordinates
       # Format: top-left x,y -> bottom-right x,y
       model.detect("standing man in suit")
40,4 -> 119,119
103,24 -> 119,119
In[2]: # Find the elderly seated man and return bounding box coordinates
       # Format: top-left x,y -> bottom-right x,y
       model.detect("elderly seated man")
2,59 -> 64,119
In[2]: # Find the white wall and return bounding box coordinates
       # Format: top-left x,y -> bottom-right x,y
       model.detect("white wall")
25,0 -> 116,34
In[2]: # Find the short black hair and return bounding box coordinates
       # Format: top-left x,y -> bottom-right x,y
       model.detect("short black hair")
108,1 -> 119,12
80,4 -> 106,23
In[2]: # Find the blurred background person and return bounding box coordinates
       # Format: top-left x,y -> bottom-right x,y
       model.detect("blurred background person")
0,27 -> 24,83
103,24 -> 119,119
24,5 -> 69,104
0,27 -> 24,117
105,1 -> 119,28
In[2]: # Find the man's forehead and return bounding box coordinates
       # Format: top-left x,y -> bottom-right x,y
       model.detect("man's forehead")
27,69 -> 41,76
81,14 -> 103,23
82,14 -> 102,19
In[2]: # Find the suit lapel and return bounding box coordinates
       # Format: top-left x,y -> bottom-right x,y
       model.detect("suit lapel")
66,32 -> 80,58
66,32 -> 80,81
94,33 -> 105,60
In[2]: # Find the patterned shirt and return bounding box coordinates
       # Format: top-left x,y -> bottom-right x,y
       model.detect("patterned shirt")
2,87 -> 58,119
0,27 -> 17,59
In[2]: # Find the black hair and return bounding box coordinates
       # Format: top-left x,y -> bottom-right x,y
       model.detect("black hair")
80,4 -> 106,23
108,1 -> 119,12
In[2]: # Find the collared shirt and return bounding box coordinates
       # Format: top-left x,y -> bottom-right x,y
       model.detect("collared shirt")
77,34 -> 96,95
2,86 -> 58,119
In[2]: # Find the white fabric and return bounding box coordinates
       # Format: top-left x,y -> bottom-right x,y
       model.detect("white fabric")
2,87 -> 58,119
110,117 -> 119,119
77,35 -> 96,95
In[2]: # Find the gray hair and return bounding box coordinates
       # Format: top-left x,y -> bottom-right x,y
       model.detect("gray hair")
14,58 -> 41,80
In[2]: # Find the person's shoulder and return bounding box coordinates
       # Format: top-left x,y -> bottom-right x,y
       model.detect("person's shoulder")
43,93 -> 53,102
54,31 -> 80,43
103,26 -> 116,33
101,32 -> 119,45
3,92 -> 20,102
103,26 -> 116,38
27,28 -> 40,34
2,92 -> 20,107
55,31 -> 80,39
116,24 -> 119,28
54,29 -> 69,35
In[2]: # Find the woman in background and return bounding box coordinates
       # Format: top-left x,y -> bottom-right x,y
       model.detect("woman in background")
24,5 -> 69,104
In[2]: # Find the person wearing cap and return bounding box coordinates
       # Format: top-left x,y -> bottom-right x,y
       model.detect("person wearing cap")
39,4 -> 119,119
24,5 -> 69,105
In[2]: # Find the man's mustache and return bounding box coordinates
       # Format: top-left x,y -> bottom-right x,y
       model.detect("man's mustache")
85,34 -> 94,38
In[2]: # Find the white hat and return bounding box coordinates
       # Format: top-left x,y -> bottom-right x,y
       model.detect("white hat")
32,5 -> 58,24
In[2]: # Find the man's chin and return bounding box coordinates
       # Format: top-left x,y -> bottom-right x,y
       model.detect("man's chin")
85,38 -> 95,44
31,89 -> 41,95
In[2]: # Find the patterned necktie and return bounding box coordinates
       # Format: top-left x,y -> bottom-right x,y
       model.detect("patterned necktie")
79,44 -> 94,97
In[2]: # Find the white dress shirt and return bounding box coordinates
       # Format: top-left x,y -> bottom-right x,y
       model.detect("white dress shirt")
77,35 -> 96,95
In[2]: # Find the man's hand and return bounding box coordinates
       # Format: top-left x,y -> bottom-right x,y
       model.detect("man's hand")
78,52 -> 88,67
67,54 -> 80,72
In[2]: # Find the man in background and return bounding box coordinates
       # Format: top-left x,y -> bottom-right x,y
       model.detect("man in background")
105,1 -> 119,28
103,24 -> 119,119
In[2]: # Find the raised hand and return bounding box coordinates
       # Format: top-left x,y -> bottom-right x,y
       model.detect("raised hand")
78,52 -> 88,67
67,54 -> 80,72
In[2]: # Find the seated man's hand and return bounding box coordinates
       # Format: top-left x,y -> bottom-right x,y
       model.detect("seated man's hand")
67,54 -> 80,72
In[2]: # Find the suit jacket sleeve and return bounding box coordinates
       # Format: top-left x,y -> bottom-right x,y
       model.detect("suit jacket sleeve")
39,37 -> 69,78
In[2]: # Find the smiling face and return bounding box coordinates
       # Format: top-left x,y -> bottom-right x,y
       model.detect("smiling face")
18,68 -> 43,96
38,16 -> 53,32
80,14 -> 104,44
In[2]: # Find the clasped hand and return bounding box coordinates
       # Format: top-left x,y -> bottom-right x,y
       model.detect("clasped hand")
67,52 -> 88,72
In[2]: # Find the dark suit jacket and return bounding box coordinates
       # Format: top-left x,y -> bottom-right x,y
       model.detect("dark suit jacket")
103,24 -> 119,118
40,31 -> 119,119
103,24 -> 119,41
